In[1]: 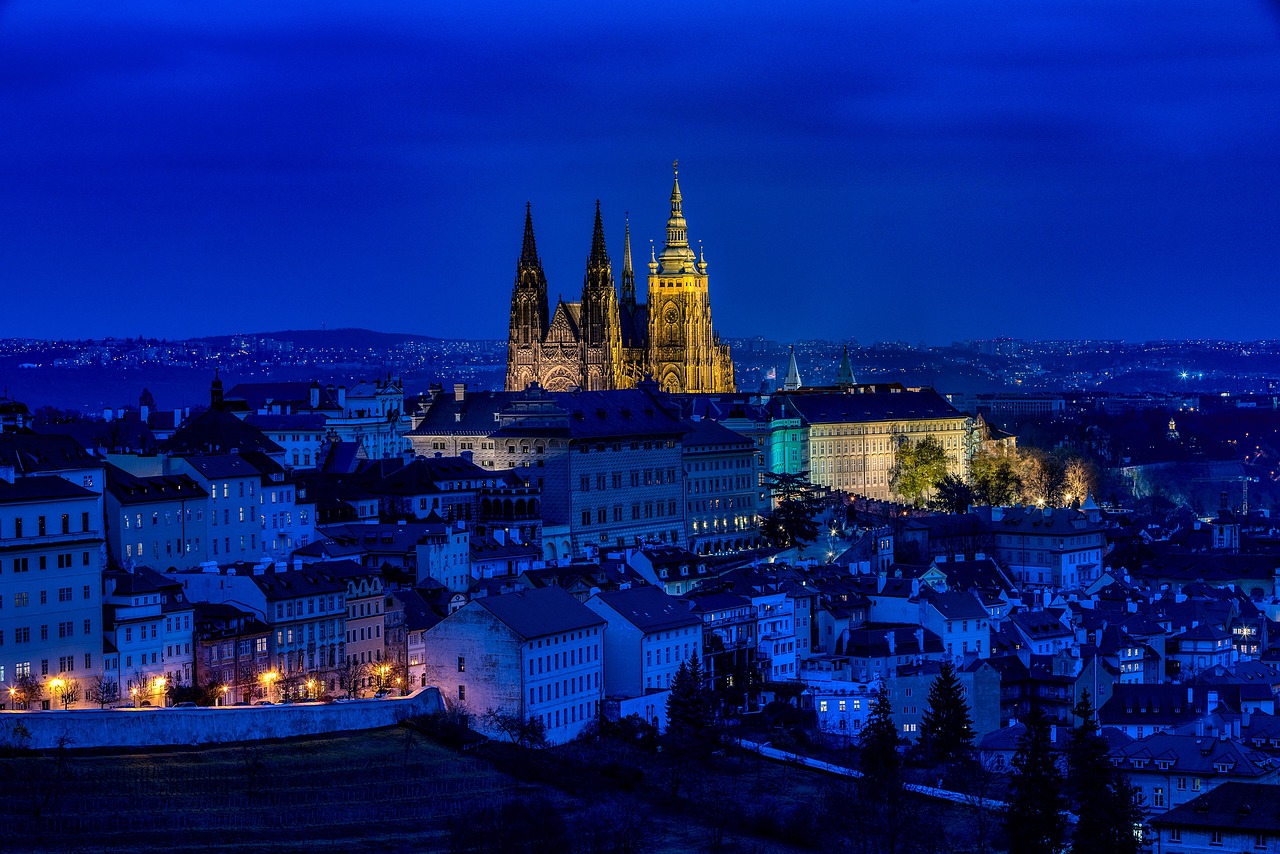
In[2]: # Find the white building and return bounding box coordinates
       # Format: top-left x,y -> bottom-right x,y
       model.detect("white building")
0,475 -> 105,709
421,586 -> 604,745
585,585 -> 702,730
101,567 -> 194,705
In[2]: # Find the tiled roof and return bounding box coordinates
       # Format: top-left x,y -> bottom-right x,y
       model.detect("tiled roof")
474,586 -> 605,639
589,585 -> 702,633
0,475 -> 96,503
1151,782 -> 1280,833
777,387 -> 962,425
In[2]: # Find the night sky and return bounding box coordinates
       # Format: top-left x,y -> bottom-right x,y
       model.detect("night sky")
3,1 -> 1279,344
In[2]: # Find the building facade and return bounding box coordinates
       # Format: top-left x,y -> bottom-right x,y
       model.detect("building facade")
505,164 -> 735,395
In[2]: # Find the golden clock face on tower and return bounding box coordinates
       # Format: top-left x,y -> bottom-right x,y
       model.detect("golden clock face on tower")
663,304 -> 680,326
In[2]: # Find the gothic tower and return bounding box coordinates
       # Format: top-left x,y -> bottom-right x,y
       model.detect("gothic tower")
505,204 -> 550,392
646,161 -> 735,393
579,201 -> 622,391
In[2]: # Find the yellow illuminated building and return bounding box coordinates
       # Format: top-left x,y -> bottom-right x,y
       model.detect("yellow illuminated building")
505,162 -> 735,394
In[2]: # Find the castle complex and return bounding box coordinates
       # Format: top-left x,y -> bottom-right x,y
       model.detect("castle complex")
505,163 -> 735,394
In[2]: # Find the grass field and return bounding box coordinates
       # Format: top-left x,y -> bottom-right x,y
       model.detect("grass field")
0,724 -> 988,853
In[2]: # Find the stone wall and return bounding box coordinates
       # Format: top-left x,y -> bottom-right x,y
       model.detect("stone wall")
0,687 -> 442,751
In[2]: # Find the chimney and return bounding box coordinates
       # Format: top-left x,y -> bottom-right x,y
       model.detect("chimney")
1233,718 -> 1241,739
1188,686 -> 1194,704
1050,724 -> 1057,743
309,382 -> 320,409
454,383 -> 467,403
1208,690 -> 1219,711
876,570 -> 886,594
1196,719 -> 1205,737
140,404 -> 150,422
1095,629 -> 1102,647
337,385 -> 347,409
887,631 -> 897,656
914,628 -> 925,653
103,408 -> 113,422
991,506 -> 1004,522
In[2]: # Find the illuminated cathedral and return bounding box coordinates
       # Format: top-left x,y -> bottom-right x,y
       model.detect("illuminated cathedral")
505,163 -> 735,394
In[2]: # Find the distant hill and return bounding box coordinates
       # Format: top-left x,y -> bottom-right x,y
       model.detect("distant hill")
192,328 -> 453,349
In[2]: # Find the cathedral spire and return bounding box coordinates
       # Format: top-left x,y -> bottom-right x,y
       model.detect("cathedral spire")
520,201 -> 540,266
621,212 -> 636,310
665,159 -> 689,250
588,199 -> 608,266
783,346 -> 802,392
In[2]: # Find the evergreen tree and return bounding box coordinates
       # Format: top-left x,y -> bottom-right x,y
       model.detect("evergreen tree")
665,656 -> 714,749
760,471 -> 825,548
1067,691 -> 1145,854
1005,706 -> 1067,854
858,681 -> 901,789
920,660 -> 974,766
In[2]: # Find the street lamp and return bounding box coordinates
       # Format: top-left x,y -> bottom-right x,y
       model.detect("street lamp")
48,677 -> 65,708
220,685 -> 230,706
306,679 -> 317,700
130,685 -> 139,708
152,676 -> 167,707
260,670 -> 278,700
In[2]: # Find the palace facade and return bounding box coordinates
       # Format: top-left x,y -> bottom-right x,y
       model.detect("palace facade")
505,163 -> 735,395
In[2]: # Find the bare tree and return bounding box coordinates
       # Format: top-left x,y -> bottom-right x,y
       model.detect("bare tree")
87,673 -> 120,709
483,709 -> 549,749
955,753 -> 1006,854
50,678 -> 81,710
12,673 -> 43,710
335,659 -> 368,699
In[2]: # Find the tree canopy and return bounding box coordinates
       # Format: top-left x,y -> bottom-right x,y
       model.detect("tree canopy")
1067,691 -> 1145,854
759,471 -> 825,548
889,435 -> 949,506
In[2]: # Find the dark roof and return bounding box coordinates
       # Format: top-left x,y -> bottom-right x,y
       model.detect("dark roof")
777,387 -> 962,425
0,433 -> 99,472
682,418 -> 753,450
921,589 -> 989,620
1152,782 -> 1280,833
589,585 -> 701,633
248,567 -> 346,600
159,407 -> 283,456
1116,733 -> 1276,778
105,463 -> 209,505
245,413 -> 327,431
474,586 -> 605,639
0,475 -> 96,503
177,453 -> 263,481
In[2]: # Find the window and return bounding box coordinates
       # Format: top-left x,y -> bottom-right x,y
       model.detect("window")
458,656 -> 465,673
1153,787 -> 1164,808
458,685 -> 466,702
1210,830 -> 1223,845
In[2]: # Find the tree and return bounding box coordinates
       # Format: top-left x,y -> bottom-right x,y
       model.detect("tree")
336,659 -> 368,699
484,709 -> 549,749
759,471 -> 824,548
665,656 -> 714,750
12,673 -> 43,710
49,677 -> 81,710
920,660 -> 974,767
1063,456 -> 1099,506
971,447 -> 1021,506
1016,448 -> 1066,508
1004,706 -> 1067,854
87,673 -> 119,709
890,435 -> 949,506
857,681 -> 909,854
1067,691 -> 1145,854
858,681 -> 901,790
927,473 -> 977,515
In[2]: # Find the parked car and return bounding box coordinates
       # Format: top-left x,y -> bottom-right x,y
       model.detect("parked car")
253,700 -> 274,706
174,701 -> 198,708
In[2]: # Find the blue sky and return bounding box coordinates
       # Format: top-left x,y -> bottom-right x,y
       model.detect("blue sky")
2,1 -> 1279,343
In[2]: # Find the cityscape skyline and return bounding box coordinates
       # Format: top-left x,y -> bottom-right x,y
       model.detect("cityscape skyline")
3,3 -> 1279,341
